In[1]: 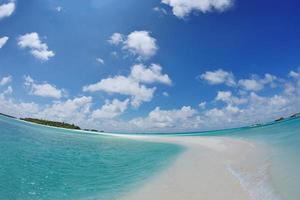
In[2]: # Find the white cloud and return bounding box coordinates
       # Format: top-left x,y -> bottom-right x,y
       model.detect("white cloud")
238,79 -> 263,91
83,75 -> 155,108
18,32 -> 55,61
215,91 -> 247,105
24,76 -> 65,99
0,75 -> 12,86
205,108 -> 225,118
108,33 -> 124,45
83,63 -> 171,107
109,31 -> 158,60
130,64 -> 171,85
92,98 -> 129,119
0,86 -> 13,99
38,96 -> 92,124
0,95 -> 40,118
198,101 -> 206,109
124,31 -> 158,60
215,90 -> 231,102
0,2 -> 15,20
127,70 -> 300,132
238,74 -> 277,91
289,70 -> 300,79
1,69 -> 300,133
153,6 -> 168,15
96,57 -> 104,64
0,36 -> 9,48
200,69 -> 235,86
161,0 -> 233,18
130,106 -> 197,129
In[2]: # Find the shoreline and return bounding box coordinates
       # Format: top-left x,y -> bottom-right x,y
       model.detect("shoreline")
120,135 -> 279,200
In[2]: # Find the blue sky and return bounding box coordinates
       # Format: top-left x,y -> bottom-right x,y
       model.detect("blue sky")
0,0 -> 300,132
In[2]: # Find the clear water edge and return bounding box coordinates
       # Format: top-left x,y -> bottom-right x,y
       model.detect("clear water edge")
0,115 -> 184,200
1,115 -> 299,200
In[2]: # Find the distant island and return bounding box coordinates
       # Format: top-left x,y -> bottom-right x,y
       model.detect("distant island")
20,118 -> 81,130
1,111 -> 299,132
275,112 -> 300,122
0,112 -> 104,132
0,113 -> 16,119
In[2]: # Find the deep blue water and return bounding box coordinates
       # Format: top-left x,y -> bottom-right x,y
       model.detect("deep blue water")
0,115 -> 183,200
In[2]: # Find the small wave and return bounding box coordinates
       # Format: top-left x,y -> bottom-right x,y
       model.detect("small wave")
227,164 -> 280,200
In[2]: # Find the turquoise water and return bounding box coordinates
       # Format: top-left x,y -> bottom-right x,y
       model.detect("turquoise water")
0,116 -> 183,200
190,117 -> 300,200
231,117 -> 300,200
1,115 -> 300,200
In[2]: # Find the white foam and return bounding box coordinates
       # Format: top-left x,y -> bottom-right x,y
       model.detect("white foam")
227,164 -> 281,200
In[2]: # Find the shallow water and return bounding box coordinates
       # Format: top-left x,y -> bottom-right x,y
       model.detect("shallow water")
1,115 -> 299,200
191,117 -> 300,200
0,116 -> 183,200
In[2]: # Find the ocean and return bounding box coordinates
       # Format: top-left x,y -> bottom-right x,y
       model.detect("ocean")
1,114 -> 299,200
0,115 -> 182,200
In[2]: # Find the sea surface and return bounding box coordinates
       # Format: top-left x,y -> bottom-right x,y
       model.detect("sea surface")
189,116 -> 300,200
0,115 -> 299,200
0,115 -> 182,200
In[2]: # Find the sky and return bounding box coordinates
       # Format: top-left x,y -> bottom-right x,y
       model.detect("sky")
0,0 -> 300,133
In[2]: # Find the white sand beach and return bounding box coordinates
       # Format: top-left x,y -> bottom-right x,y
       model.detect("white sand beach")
121,135 -> 277,200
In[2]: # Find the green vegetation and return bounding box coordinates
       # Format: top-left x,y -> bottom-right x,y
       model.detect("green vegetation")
20,118 -> 81,130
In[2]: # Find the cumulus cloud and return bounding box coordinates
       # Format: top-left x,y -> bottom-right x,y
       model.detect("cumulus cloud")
108,33 -> 124,45
38,96 -> 92,124
0,95 -> 40,118
161,0 -> 233,18
200,69 -> 236,86
200,69 -> 278,92
238,79 -> 263,91
238,74 -> 277,91
92,98 -> 129,119
215,91 -> 247,105
289,70 -> 300,79
130,64 -> 171,85
83,63 -> 171,107
0,2 -> 15,20
83,75 -> 155,108
127,69 -> 300,132
198,101 -> 206,109
108,31 -> 158,60
1,69 -> 300,133
18,32 -> 55,61
4,85 -> 12,94
130,106 -> 197,129
0,36 -> 9,48
24,76 -> 65,99
0,75 -> 12,86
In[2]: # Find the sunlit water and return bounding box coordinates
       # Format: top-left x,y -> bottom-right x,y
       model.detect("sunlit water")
188,116 -> 300,200
1,115 -> 299,200
0,116 -> 182,200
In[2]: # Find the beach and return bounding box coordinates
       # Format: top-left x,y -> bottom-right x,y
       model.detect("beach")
1,115 -> 299,200
122,136 -> 277,200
